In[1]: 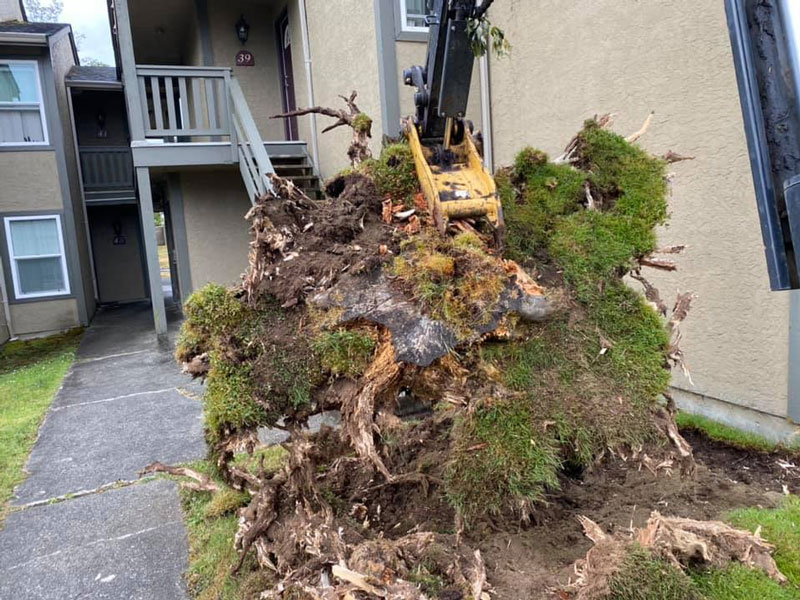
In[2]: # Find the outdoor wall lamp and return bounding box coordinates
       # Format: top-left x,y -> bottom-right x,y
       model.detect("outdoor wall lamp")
235,15 -> 250,45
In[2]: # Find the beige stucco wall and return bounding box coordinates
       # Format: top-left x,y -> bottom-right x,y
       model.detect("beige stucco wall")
10,299 -> 79,337
181,169 -> 252,287
304,0 -> 383,178
488,0 -> 790,419
0,152 -> 62,212
51,33 -> 96,320
87,204 -> 146,303
207,0 -> 286,141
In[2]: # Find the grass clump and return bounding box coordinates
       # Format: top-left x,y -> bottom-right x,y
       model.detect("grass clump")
675,411 -> 795,453
203,488 -> 250,519
313,329 -> 376,378
0,329 -> 82,519
455,121 -> 674,520
365,142 -> 418,203
446,398 -> 561,522
606,545 -> 701,600
504,147 -> 585,259
180,461 -> 271,600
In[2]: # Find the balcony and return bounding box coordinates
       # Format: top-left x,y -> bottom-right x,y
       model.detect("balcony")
130,65 -> 309,199
79,146 -> 135,203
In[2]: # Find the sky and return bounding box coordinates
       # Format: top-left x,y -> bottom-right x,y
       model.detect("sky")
27,0 -> 115,66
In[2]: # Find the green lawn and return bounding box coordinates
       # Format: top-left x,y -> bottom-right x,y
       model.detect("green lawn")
674,411 -> 800,453
692,496 -> 800,599
0,329 -> 82,518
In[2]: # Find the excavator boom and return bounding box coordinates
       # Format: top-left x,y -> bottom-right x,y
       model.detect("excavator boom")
403,0 -> 505,247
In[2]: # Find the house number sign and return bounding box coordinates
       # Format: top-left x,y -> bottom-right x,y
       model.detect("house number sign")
236,50 -> 255,67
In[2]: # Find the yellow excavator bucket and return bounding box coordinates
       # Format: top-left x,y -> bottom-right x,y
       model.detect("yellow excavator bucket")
404,119 -> 505,248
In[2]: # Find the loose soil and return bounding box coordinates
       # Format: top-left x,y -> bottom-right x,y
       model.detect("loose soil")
479,431 -> 800,599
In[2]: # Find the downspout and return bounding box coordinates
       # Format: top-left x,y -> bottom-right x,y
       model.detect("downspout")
779,0 -> 800,422
478,51 -> 493,172
0,260 -> 15,340
297,0 -> 320,176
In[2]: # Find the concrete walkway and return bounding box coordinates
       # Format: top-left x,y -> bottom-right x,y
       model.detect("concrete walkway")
0,302 -> 205,599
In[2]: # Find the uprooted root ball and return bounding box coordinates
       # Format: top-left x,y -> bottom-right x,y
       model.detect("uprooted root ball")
173,117 -> 709,597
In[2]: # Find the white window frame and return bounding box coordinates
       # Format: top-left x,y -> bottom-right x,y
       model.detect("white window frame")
399,0 -> 429,33
4,215 -> 70,300
0,59 -> 49,147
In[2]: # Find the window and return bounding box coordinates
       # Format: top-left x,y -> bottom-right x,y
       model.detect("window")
400,0 -> 429,32
4,216 -> 70,299
0,60 -> 48,146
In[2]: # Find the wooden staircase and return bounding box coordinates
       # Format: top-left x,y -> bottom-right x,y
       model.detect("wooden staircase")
271,154 -> 323,199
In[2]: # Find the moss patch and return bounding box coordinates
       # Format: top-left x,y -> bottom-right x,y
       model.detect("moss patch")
177,285 -> 322,446
364,142 -> 419,203
313,329 -> 376,378
392,232 -> 508,338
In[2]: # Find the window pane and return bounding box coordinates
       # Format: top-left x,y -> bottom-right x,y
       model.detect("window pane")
0,108 -> 45,143
16,257 -> 66,295
9,218 -> 61,257
405,0 -> 428,28
0,63 -> 39,103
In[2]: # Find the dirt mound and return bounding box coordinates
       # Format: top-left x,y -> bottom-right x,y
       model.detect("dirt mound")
168,119 -> 790,599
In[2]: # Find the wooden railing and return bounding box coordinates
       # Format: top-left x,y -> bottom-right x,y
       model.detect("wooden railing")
136,65 -> 233,141
79,146 -> 134,190
230,78 -> 274,200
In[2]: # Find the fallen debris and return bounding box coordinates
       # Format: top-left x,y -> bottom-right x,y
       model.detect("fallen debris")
567,512 -> 786,599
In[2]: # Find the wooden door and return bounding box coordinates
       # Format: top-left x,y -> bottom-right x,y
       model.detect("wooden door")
276,11 -> 298,140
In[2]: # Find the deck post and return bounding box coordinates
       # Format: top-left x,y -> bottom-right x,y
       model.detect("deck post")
136,167 -> 168,335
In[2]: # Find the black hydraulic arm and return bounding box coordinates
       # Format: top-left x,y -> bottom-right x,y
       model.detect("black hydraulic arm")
403,0 -> 486,142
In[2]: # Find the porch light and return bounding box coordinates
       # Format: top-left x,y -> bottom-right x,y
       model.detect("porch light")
235,15 -> 250,45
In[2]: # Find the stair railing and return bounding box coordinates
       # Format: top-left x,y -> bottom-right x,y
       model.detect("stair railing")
229,77 -> 275,203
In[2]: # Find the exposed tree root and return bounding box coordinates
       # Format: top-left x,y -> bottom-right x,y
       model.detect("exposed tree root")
567,511 -> 786,599
138,462 -> 220,492
272,91 -> 372,166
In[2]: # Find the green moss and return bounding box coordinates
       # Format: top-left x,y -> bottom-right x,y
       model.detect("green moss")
312,329 -> 376,378
205,357 -> 268,445
445,398 -> 561,522
727,496 -> 800,587
232,446 -> 289,475
392,233 -> 507,338
452,231 -> 484,251
365,142 -> 418,203
203,488 -> 250,519
607,545 -> 701,600
176,284 -> 252,362
352,112 -> 373,134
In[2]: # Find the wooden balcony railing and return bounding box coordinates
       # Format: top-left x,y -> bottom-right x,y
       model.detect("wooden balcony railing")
79,146 -> 134,190
136,65 -> 233,141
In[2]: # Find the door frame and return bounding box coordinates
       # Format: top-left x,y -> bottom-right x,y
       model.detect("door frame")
275,9 -> 299,140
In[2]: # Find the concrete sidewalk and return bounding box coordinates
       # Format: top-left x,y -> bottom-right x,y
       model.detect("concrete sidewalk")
0,302 -> 205,600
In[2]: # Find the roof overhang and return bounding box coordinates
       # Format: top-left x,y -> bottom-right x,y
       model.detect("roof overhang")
0,32 -> 48,46
65,79 -> 123,90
